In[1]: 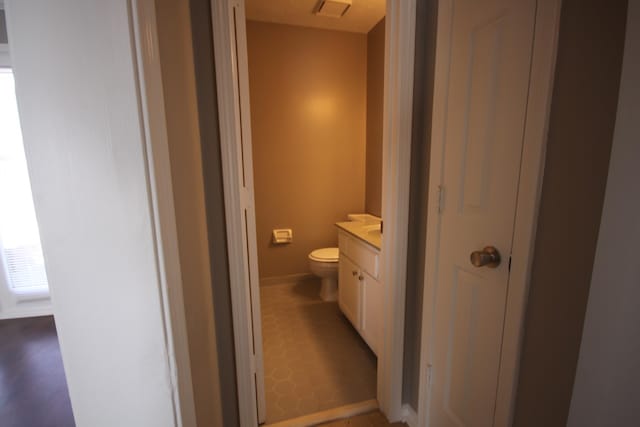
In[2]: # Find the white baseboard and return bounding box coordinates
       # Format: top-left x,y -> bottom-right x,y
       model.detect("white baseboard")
0,304 -> 53,320
402,403 -> 419,427
260,273 -> 316,287
264,399 -> 378,427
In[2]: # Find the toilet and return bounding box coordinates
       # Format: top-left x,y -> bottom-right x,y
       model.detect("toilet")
308,247 -> 339,301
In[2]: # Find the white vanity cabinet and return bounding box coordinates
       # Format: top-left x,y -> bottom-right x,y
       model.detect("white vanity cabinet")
337,230 -> 382,356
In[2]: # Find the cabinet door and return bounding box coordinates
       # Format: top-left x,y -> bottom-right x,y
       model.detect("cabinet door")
361,271 -> 383,356
338,255 -> 361,329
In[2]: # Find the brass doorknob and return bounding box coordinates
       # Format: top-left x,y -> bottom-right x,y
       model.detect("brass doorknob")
470,246 -> 501,268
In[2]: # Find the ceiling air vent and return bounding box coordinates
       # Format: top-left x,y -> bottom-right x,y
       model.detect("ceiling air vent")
315,0 -> 352,18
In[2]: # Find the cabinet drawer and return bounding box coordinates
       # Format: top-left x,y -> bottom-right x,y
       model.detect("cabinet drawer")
338,231 -> 379,279
349,240 -> 379,279
338,231 -> 351,258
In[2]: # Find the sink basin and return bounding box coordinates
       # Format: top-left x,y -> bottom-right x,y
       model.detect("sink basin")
361,223 -> 382,239
336,218 -> 383,250
367,229 -> 382,238
362,224 -> 381,232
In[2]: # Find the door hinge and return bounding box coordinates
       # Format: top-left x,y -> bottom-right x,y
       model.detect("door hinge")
437,185 -> 445,213
508,255 -> 512,272
427,363 -> 433,390
240,187 -> 251,210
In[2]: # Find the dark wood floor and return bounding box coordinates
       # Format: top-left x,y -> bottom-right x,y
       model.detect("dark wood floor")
0,315 -> 75,427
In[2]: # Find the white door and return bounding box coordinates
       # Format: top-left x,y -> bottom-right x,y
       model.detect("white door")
428,0 -> 536,425
223,0 -> 266,423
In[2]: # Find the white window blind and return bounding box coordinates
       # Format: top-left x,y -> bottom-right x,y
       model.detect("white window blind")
0,68 -> 49,296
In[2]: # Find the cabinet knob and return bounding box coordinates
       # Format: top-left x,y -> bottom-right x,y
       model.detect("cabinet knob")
352,270 -> 358,276
358,275 -> 364,281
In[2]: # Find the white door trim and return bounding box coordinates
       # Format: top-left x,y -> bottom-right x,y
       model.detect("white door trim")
417,0 -> 562,426
210,1 -> 264,426
378,0 -> 417,421
210,0 -> 418,424
129,1 -> 197,426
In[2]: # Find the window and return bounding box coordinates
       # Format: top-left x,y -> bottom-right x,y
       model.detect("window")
0,67 -> 49,297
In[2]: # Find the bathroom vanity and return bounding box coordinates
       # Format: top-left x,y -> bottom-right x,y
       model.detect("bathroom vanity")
335,217 -> 382,356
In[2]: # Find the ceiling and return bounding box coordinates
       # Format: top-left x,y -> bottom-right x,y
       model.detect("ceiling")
245,0 -> 386,34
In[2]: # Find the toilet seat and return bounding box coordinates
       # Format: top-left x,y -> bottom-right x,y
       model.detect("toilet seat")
309,247 -> 339,262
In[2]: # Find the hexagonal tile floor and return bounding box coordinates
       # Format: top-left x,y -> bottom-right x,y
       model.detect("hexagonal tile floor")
261,279 -> 377,424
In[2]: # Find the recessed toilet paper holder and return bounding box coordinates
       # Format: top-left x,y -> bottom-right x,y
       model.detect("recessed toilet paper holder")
272,228 -> 293,244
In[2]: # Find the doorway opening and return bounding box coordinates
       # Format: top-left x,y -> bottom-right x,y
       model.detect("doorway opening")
244,2 -> 387,424
209,0 -> 418,425
0,44 -> 50,319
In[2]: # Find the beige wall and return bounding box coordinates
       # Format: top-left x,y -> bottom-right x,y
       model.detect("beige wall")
246,21 -> 367,280
513,1 -> 628,426
155,1 -> 223,426
365,19 -> 385,217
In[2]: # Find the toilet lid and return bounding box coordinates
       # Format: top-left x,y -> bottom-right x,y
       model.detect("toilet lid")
309,247 -> 339,262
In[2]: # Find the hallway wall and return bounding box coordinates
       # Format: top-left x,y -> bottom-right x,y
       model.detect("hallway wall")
567,1 -> 640,424
513,1 -> 628,425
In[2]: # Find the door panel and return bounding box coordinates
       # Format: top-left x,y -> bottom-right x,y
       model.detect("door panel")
429,0 -> 536,426
442,267 -> 507,425
459,16 -> 507,214
361,271 -> 383,356
338,255 -> 361,329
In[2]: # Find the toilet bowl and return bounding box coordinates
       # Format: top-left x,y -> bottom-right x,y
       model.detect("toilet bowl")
308,247 -> 339,301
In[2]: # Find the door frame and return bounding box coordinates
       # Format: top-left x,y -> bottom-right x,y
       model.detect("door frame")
210,0 -> 418,425
416,0 -> 562,426
210,0 -> 267,425
378,0 -> 418,422
130,0 -> 198,425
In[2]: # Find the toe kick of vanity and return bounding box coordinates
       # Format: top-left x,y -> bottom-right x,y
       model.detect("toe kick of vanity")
336,226 -> 383,356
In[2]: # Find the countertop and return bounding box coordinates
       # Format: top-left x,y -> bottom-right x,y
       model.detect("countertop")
335,220 -> 382,251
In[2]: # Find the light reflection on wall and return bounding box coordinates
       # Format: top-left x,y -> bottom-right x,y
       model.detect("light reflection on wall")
305,94 -> 336,121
